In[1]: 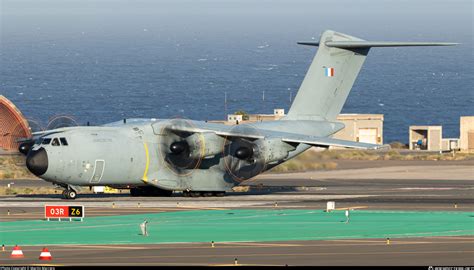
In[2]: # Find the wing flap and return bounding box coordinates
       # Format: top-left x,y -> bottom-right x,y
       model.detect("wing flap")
282,136 -> 389,150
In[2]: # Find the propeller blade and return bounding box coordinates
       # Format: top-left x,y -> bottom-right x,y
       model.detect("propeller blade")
222,123 -> 266,182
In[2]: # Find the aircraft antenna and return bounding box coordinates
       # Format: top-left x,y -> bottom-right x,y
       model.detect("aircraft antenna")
224,91 -> 227,120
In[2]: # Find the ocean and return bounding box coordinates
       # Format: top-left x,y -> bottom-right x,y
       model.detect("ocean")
1,0 -> 473,143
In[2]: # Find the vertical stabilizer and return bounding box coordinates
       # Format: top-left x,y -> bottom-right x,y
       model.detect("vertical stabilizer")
286,30 -> 456,121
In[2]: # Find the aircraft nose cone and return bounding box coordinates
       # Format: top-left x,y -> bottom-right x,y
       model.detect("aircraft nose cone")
26,147 -> 48,176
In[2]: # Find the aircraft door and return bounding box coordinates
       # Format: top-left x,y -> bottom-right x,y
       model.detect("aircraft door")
50,138 -> 66,176
90,160 -> 105,183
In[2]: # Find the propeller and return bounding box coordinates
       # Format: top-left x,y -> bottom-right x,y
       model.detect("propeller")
158,118 -> 205,176
14,116 -> 77,156
46,115 -> 78,130
26,118 -> 45,133
222,123 -> 267,182
10,118 -> 44,155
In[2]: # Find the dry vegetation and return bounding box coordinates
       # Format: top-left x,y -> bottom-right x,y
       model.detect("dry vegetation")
389,141 -> 409,149
0,186 -> 62,195
0,155 -> 36,180
269,149 -> 474,173
270,158 -> 338,173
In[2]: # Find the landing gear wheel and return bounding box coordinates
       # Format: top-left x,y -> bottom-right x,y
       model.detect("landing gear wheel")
68,190 -> 77,199
158,190 -> 173,196
130,187 -> 172,197
130,188 -> 142,197
190,191 -> 201,197
214,191 -> 225,197
62,189 -> 77,200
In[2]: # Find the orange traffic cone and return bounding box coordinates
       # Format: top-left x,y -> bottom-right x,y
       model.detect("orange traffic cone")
39,247 -> 52,260
10,245 -> 24,258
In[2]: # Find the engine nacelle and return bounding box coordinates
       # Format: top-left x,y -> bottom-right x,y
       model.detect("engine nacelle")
187,132 -> 224,159
258,138 -> 296,164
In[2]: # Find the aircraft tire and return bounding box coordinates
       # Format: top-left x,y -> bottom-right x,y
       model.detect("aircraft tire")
67,190 -> 77,200
130,188 -> 142,196
213,191 -> 225,197
190,191 -> 201,197
157,190 -> 173,196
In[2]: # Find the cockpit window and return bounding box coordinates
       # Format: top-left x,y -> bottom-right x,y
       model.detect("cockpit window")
42,138 -> 52,145
60,137 -> 68,146
51,138 -> 60,146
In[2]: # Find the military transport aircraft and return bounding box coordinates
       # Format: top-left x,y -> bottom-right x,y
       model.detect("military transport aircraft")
21,30 -> 456,199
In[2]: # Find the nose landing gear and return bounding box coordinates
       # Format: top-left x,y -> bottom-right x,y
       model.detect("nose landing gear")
62,188 -> 77,200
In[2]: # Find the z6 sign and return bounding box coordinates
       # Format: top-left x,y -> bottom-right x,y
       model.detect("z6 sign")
45,205 -> 84,221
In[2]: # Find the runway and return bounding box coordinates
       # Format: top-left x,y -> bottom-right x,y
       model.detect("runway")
1,237 -> 473,266
1,161 -> 473,266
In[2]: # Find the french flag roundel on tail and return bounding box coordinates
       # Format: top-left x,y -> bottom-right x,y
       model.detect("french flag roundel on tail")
325,67 -> 334,77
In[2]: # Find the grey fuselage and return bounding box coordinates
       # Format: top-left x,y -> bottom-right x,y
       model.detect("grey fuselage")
30,118 -> 341,192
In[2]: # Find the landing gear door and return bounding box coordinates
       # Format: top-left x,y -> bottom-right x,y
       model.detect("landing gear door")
90,160 -> 105,184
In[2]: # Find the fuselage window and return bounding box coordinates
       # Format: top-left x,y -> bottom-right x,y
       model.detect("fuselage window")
42,138 -> 52,145
60,137 -> 68,146
52,138 -> 60,146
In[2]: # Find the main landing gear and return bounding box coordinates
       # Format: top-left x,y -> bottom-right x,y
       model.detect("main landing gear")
182,191 -> 225,197
130,187 -> 173,197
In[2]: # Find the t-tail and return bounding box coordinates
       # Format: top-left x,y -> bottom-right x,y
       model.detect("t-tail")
285,30 -> 457,121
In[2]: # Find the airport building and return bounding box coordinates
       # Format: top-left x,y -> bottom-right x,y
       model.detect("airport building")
409,126 -> 443,151
408,117 -> 474,152
0,95 -> 31,151
460,116 -> 474,152
332,114 -> 384,144
227,109 -> 286,124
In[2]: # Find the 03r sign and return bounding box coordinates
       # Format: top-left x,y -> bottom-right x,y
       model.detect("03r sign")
45,205 -> 84,221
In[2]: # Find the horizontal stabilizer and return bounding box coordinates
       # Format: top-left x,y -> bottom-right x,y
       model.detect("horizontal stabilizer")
297,41 -> 458,48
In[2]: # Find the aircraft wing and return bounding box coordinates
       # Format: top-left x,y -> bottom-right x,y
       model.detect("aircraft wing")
164,121 -> 264,139
280,136 -> 387,150
166,121 -> 388,150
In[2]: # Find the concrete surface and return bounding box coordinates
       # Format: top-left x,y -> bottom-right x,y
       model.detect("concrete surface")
0,159 -> 473,266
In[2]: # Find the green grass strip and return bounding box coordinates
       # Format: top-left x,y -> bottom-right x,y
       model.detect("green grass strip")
1,209 -> 473,246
